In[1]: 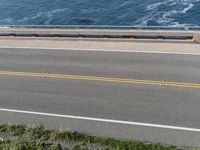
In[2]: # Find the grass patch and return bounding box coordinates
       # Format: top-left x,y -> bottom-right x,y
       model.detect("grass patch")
0,124 -> 25,136
25,125 -> 51,141
0,141 -> 63,150
0,123 -> 182,150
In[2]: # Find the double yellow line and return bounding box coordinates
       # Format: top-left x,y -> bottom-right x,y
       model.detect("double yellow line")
0,71 -> 200,89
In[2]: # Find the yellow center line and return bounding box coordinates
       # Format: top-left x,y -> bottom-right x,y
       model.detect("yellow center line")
0,71 -> 200,89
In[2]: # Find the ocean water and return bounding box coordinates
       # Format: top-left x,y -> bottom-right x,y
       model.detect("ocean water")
0,0 -> 200,27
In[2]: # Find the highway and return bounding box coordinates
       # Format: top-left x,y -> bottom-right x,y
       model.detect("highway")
0,47 -> 200,147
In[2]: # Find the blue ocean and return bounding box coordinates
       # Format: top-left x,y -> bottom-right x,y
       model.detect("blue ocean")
0,0 -> 200,27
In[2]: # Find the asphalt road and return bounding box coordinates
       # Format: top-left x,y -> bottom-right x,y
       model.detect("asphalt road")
0,47 -> 200,147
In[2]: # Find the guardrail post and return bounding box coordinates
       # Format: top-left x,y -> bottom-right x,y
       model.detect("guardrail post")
194,33 -> 200,44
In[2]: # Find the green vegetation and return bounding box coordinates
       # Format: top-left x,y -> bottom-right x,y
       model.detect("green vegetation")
0,123 -> 184,150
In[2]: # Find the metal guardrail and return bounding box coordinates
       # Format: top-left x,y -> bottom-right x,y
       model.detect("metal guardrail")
0,25 -> 200,31
0,25 -> 199,43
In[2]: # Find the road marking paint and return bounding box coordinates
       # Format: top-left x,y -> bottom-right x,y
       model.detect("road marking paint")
0,71 -> 200,88
1,46 -> 200,55
0,71 -> 200,89
1,108 -> 200,132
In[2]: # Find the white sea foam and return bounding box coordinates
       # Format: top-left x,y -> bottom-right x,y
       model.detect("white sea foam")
183,3 -> 194,13
135,0 -> 200,26
146,0 -> 174,11
0,18 -> 13,24
0,26 -> 10,29
118,1 -> 133,8
15,8 -> 70,25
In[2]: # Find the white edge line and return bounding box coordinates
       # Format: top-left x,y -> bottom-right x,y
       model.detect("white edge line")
1,108 -> 200,132
0,46 -> 200,55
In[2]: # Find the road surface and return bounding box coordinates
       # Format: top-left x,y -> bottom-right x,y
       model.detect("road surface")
0,47 -> 200,147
